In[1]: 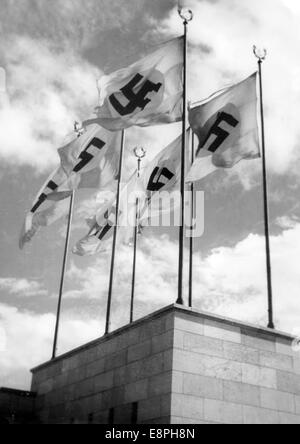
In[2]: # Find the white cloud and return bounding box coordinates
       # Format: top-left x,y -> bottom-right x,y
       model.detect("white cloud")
0,303 -> 101,390
0,277 -> 47,298
66,224 -> 300,334
0,36 -> 100,172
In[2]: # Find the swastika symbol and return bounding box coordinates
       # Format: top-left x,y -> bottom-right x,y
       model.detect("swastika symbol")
147,167 -> 175,192
109,73 -> 162,117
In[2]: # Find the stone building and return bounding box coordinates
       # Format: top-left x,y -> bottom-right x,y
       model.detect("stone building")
0,387 -> 37,424
27,304 -> 300,424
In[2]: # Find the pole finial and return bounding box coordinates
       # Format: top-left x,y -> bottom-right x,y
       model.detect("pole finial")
253,45 -> 267,62
178,7 -> 193,23
134,147 -> 147,160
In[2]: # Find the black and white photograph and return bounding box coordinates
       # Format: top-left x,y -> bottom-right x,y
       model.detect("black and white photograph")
0,0 -> 300,428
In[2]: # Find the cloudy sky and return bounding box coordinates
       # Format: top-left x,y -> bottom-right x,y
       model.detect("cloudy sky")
1,0 -> 300,390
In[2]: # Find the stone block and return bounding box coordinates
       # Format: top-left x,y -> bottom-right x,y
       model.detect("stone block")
260,351 -> 293,372
182,332 -> 224,358
204,399 -> 243,424
174,313 -> 204,335
243,406 -> 279,424
113,365 -> 127,387
127,340 -> 152,364
152,330 -> 174,354
85,358 -> 105,379
138,397 -> 162,422
223,342 -> 259,365
242,363 -> 277,389
278,412 -> 300,425
183,374 -> 223,401
294,357 -> 300,375
242,329 -> 276,352
139,318 -> 167,342
223,381 -> 260,407
104,350 -> 127,372
38,379 -> 54,395
94,371 -> 114,393
276,338 -> 295,357
124,379 -> 149,404
295,396 -> 300,414
73,378 -> 94,399
148,372 -> 172,398
173,350 -> 242,382
261,388 -> 295,413
172,371 -> 184,394
204,320 -> 241,344
117,327 -> 140,350
114,403 -> 133,424
277,371 -> 300,396
172,394 -> 204,420
101,387 -> 125,410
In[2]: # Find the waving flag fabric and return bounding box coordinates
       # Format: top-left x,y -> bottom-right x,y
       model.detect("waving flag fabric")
186,73 -> 260,183
73,174 -> 142,256
85,38 -> 183,131
73,132 -> 191,256
19,125 -> 121,249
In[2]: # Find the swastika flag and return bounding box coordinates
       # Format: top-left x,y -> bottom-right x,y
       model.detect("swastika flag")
19,125 -> 121,249
73,132 -> 191,256
186,73 -> 260,183
84,38 -> 183,131
73,173 -> 142,256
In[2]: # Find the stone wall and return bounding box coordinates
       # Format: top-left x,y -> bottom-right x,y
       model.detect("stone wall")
31,307 -> 175,424
170,309 -> 300,424
31,305 -> 300,424
0,388 -> 36,424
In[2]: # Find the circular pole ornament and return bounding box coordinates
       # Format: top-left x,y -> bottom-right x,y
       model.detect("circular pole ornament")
134,147 -> 147,161
178,7 -> 193,23
253,45 -> 267,62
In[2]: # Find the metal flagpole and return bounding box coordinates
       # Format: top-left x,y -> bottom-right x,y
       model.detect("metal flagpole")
253,46 -> 275,330
105,129 -> 126,335
52,122 -> 82,360
177,7 -> 193,305
130,147 -> 146,324
188,129 -> 195,308
52,190 -> 75,360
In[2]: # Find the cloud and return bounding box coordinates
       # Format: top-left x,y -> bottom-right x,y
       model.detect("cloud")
0,303 -> 101,389
0,36 -> 100,172
66,223 -> 300,334
1,222 -> 300,389
158,0 -> 300,177
0,277 -> 47,298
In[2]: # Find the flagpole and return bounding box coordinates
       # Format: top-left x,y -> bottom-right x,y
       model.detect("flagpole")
130,147 -> 146,324
188,129 -> 195,308
253,46 -> 275,330
177,7 -> 193,305
52,190 -> 75,360
105,129 -> 126,335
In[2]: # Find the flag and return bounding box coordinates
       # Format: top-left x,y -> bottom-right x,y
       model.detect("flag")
73,173 -> 143,256
85,38 -> 183,131
186,73 -> 260,183
139,134 -> 183,225
73,133 -> 191,256
19,125 -> 121,249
